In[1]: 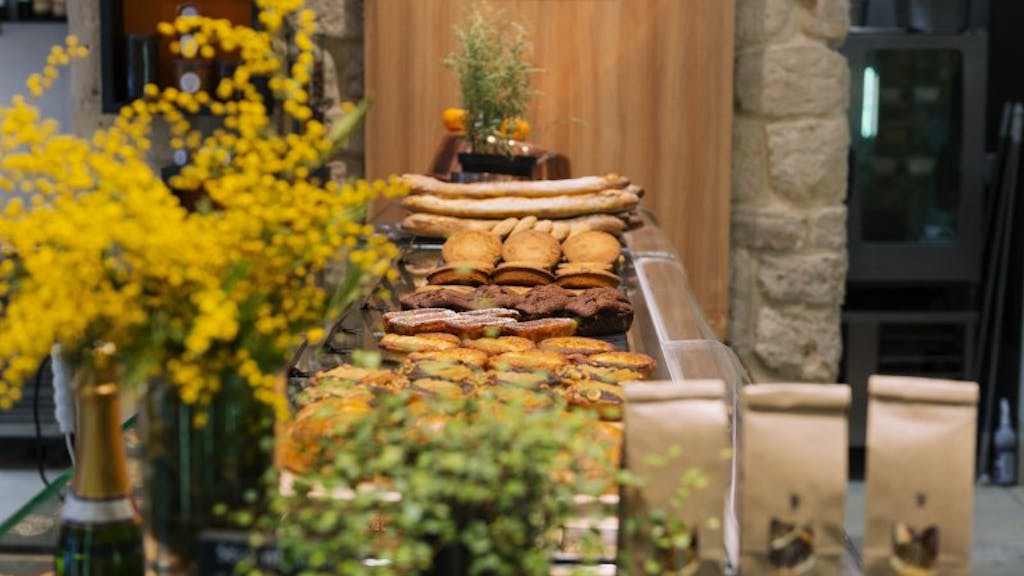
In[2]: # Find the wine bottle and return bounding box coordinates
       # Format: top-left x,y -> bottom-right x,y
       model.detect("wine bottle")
55,380 -> 144,576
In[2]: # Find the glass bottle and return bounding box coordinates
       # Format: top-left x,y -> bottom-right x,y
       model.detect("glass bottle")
55,376 -> 144,576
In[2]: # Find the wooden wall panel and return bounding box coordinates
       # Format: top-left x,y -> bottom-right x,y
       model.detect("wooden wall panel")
365,0 -> 734,336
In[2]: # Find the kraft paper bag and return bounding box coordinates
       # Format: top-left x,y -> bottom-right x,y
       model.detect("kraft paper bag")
863,375 -> 979,576
739,383 -> 851,575
620,380 -> 731,576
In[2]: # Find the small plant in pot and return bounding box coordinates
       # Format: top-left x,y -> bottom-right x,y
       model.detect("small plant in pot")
445,3 -> 537,178
245,387 -> 616,575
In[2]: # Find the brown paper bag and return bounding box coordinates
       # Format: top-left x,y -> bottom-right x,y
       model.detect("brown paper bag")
620,380 -> 731,575
863,375 -> 979,576
739,383 -> 851,575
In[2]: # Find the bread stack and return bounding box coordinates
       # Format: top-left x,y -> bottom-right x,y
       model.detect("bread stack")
399,174 -> 643,240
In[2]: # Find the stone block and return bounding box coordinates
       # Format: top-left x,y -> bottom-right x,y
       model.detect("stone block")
766,116 -> 849,205
754,304 -> 842,381
736,41 -> 849,117
732,116 -> 768,205
733,208 -> 807,251
729,248 -> 758,355
810,205 -> 847,249
736,0 -> 793,47
69,0 -> 103,113
306,0 -> 363,38
798,0 -> 850,42
757,251 -> 846,304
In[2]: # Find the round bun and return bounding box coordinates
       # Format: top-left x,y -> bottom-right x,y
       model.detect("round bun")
501,230 -> 562,267
442,230 -> 502,264
562,231 -> 621,264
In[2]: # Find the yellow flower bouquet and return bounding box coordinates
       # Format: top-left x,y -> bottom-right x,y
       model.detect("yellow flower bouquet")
0,0 -> 405,568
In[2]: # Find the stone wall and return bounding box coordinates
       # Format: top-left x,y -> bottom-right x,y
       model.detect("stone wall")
730,0 -> 850,382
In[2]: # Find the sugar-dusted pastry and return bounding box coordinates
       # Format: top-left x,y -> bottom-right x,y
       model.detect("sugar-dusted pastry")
505,317 -> 579,341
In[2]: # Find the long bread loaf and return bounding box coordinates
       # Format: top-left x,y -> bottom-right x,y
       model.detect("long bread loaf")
401,189 -> 640,219
401,213 -> 628,239
400,173 -> 630,198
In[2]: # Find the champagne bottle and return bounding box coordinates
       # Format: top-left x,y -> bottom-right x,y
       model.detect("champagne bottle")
55,380 -> 144,576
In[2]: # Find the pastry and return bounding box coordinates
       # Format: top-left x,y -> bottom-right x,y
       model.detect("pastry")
511,215 -> 538,235
427,262 -> 491,286
492,263 -> 556,287
406,347 -> 490,368
295,379 -> 378,408
489,369 -> 562,389
490,217 -> 519,237
408,377 -> 472,398
550,221 -> 571,241
459,307 -> 521,320
506,317 -> 579,341
567,381 -> 625,421
383,309 -> 459,335
557,262 -> 615,274
441,315 -> 517,340
441,230 -> 502,264
585,351 -> 657,378
403,359 -> 485,390
378,332 -> 461,353
488,349 -> 570,372
401,189 -> 641,220
564,287 -> 634,336
462,335 -> 536,355
538,336 -> 615,355
562,230 -> 621,264
400,173 -> 631,198
482,386 -> 559,410
400,213 -> 495,238
281,398 -> 373,473
554,269 -> 621,289
559,364 -> 645,386
501,231 -> 562,267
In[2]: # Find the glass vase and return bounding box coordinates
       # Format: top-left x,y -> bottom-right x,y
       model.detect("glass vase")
140,372 -> 274,575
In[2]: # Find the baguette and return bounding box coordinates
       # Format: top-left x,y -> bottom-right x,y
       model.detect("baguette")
400,173 -> 630,198
401,213 -> 629,239
402,189 -> 640,219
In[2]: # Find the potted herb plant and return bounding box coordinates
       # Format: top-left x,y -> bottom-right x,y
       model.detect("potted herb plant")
445,3 -> 537,178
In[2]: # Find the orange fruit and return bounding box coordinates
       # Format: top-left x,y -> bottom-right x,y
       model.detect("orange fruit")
499,117 -> 530,141
442,107 -> 467,132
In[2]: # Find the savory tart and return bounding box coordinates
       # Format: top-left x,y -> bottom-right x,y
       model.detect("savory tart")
487,349 -> 569,372
378,332 -> 461,353
462,335 -> 536,355
406,347 -> 490,368
538,336 -> 615,355
584,351 -> 657,378
567,381 -> 625,421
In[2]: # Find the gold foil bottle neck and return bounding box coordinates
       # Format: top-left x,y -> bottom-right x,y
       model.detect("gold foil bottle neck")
73,381 -> 131,501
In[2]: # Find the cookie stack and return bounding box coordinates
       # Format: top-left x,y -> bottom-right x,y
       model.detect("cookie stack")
426,229 -> 624,290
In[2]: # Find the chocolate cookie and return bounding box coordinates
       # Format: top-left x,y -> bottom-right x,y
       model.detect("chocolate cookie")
564,287 -> 634,336
514,284 -> 574,319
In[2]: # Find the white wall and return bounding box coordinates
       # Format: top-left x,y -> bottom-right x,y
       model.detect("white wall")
0,21 -> 73,130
